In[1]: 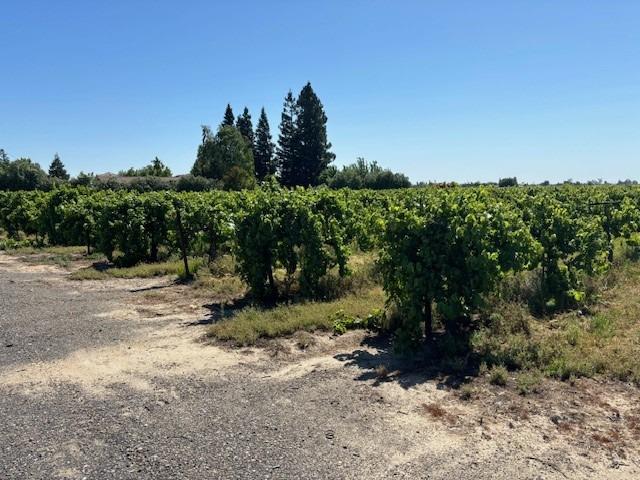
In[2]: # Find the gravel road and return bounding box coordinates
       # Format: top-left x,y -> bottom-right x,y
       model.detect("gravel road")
1,253 -> 637,479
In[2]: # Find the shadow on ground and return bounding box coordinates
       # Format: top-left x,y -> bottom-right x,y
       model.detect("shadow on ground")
334,333 -> 481,391
183,296 -> 253,327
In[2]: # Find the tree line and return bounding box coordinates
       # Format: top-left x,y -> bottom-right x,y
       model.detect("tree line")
192,82 -> 335,189
0,149 -> 69,191
1,81 -> 410,192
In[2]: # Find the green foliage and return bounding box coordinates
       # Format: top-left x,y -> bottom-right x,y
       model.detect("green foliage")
234,186 -> 349,301
71,257 -> 203,280
277,83 -> 334,187
192,126 -> 256,190
119,156 -> 172,177
208,288 -> 384,346
175,175 -> 217,192
70,171 -> 95,187
293,82 -> 335,186
488,365 -> 509,386
235,107 -> 254,149
516,371 -> 542,395
331,308 -> 384,335
276,91 -> 299,187
222,104 -> 235,127
498,177 -> 518,187
324,157 -> 411,190
0,158 -> 50,191
1,184 -> 639,326
523,192 -> 609,312
254,108 -> 276,180
379,188 -> 539,350
48,154 -> 70,181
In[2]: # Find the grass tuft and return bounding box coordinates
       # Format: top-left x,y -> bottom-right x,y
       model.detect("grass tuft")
293,331 -> 317,350
516,371 -> 542,395
488,365 -> 508,386
208,288 -> 384,346
458,384 -> 474,401
70,257 -> 204,280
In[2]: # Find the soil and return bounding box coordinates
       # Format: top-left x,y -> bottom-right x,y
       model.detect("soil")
1,252 -> 639,479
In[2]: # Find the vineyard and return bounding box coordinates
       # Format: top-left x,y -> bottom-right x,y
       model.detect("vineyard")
2,184 -> 640,353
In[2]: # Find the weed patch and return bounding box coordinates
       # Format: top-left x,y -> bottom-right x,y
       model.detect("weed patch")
208,288 -> 384,346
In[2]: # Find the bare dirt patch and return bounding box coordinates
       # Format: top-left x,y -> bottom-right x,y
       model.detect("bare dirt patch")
0,252 -> 66,274
3,251 -> 640,478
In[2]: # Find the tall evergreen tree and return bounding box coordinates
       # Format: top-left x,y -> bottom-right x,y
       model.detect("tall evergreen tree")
253,108 -> 275,180
0,149 -> 9,169
48,153 -> 70,180
235,107 -> 254,149
295,82 -> 335,186
222,104 -> 235,127
277,91 -> 299,187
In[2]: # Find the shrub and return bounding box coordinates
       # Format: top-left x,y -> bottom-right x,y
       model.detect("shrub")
516,371 -> 542,395
331,308 -> 384,335
488,365 -> 508,386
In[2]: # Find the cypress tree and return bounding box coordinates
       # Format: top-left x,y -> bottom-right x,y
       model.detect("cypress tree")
295,82 -> 335,186
277,91 -> 299,187
222,104 -> 235,127
48,153 -> 70,180
254,108 -> 275,180
235,107 -> 254,149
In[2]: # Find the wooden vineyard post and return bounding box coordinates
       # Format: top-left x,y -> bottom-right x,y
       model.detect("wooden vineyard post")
173,200 -> 192,280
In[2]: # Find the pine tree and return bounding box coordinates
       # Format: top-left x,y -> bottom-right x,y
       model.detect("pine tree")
253,108 -> 275,180
295,82 -> 335,186
235,107 -> 254,149
222,104 -> 235,127
48,153 -> 69,180
0,149 -> 9,168
277,91 -> 299,187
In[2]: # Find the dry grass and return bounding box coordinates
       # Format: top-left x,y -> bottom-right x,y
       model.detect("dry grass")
472,262 -> 640,384
375,364 -> 390,380
516,371 -> 542,395
423,402 -> 447,418
191,274 -> 246,301
458,385 -> 474,401
70,258 -> 204,280
208,287 -> 384,346
293,331 -> 317,350
8,245 -> 89,255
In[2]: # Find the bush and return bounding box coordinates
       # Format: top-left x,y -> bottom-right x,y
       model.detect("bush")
234,187 -> 349,302
488,365 -> 508,386
176,175 -> 217,192
0,158 -> 51,191
516,371 -> 542,395
331,308 -> 384,335
498,177 -> 518,187
324,158 -> 411,190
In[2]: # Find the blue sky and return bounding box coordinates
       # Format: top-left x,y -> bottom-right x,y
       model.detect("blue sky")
1,1 -> 639,183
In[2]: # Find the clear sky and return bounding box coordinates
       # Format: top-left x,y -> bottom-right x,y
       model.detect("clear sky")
1,1 -> 639,183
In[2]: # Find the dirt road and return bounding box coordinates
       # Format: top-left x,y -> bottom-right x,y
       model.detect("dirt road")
1,253 -> 638,479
